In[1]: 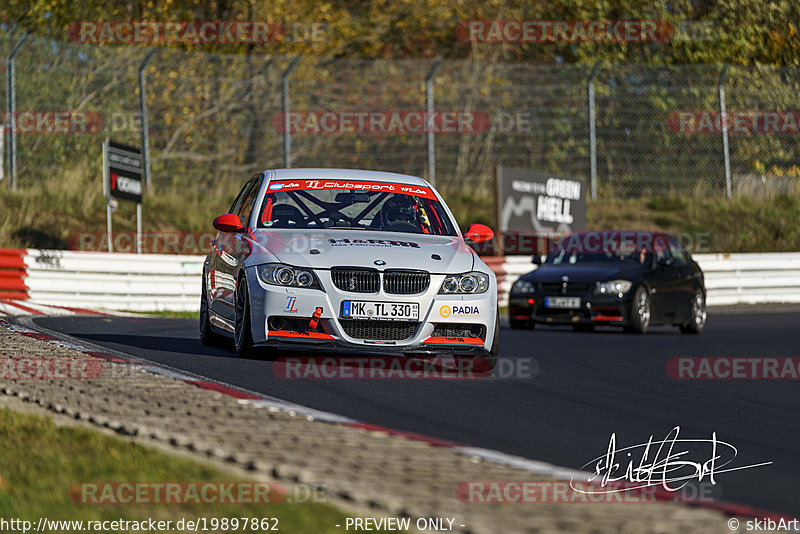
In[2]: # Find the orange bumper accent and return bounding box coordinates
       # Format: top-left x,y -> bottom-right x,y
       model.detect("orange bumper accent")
268,330 -> 335,340
423,336 -> 484,345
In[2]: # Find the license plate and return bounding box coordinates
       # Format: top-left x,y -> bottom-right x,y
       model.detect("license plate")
342,301 -> 419,321
544,296 -> 581,309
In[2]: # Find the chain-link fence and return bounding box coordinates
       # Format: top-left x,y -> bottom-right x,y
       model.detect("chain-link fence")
2,33 -> 800,198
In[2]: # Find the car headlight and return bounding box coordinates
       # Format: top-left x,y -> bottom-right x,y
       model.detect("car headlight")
594,280 -> 633,296
257,264 -> 322,290
511,279 -> 535,294
439,271 -> 490,294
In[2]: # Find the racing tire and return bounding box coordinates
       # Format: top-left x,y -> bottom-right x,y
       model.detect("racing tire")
234,274 -> 258,358
680,289 -> 707,334
199,274 -> 227,347
628,286 -> 651,334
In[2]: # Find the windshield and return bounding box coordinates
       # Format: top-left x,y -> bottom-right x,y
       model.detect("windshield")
546,233 -> 664,266
256,179 -> 457,236
549,249 -> 651,265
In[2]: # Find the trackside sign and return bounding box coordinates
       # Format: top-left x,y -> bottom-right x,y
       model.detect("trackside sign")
108,141 -> 143,203
495,167 -> 586,255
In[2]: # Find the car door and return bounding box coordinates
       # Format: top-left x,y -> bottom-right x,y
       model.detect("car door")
210,176 -> 261,320
646,238 -> 675,323
667,238 -> 695,322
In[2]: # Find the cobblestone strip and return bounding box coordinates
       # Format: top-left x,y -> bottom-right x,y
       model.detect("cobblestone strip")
0,320 -> 749,533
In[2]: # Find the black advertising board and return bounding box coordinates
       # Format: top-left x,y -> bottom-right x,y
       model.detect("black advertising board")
494,167 -> 587,255
108,141 -> 143,203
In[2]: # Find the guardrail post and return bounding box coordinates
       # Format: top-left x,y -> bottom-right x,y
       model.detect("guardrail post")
587,62 -> 601,201
281,55 -> 301,169
425,56 -> 442,186
6,33 -> 28,192
138,49 -> 157,192
718,65 -> 732,200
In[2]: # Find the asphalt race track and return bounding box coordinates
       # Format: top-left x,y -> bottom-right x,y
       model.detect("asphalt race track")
36,311 -> 800,517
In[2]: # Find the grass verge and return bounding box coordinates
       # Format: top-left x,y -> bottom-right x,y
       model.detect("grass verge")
0,407 -> 355,532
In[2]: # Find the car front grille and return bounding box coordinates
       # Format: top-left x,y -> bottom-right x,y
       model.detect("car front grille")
339,319 -> 419,341
331,268 -> 380,293
383,270 -> 430,294
540,282 -> 590,296
330,268 -> 430,294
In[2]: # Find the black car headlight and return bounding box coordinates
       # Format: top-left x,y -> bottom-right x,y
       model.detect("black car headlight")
439,271 -> 490,294
257,264 -> 322,290
594,279 -> 633,296
511,279 -> 535,294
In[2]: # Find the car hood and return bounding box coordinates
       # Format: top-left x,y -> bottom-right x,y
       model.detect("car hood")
247,229 -> 476,273
525,263 -> 648,283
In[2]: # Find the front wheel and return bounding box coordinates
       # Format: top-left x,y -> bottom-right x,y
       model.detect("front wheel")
680,289 -> 707,334
234,274 -> 257,358
628,286 -> 651,334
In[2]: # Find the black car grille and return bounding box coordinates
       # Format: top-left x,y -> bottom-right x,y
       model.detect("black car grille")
432,323 -> 482,338
331,268 -> 380,293
339,320 -> 419,341
540,282 -> 590,296
383,270 -> 430,294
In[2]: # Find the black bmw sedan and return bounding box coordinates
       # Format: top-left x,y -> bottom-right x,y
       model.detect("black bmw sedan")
508,231 -> 706,334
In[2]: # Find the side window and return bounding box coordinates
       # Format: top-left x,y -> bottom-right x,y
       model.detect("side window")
236,176 -> 262,228
229,179 -> 255,216
668,238 -> 689,265
655,244 -> 670,262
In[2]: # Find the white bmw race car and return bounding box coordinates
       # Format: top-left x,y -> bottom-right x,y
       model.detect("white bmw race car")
200,168 -> 499,368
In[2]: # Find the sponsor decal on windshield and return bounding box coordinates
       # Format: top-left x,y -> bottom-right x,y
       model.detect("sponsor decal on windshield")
268,179 -> 438,200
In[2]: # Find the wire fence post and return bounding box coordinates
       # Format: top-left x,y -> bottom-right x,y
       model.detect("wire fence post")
6,33 -> 28,192
588,62 -> 601,201
718,65 -> 732,200
138,48 -> 157,192
281,55 -> 301,169
425,56 -> 442,186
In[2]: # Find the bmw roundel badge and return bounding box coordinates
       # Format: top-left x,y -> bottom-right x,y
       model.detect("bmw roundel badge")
374,259 -> 386,266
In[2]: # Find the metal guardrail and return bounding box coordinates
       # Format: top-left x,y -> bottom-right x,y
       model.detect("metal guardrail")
23,250 -> 204,312
1,249 -> 798,312
499,253 -> 800,307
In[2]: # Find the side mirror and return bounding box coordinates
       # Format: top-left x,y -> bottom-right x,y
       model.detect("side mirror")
464,223 -> 494,244
532,255 -> 543,265
213,213 -> 245,233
